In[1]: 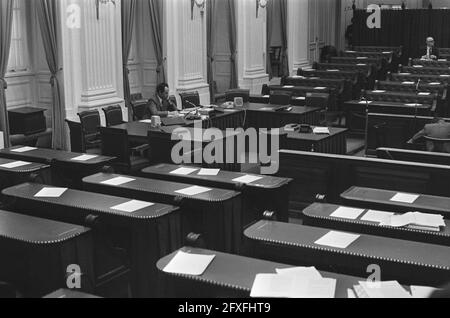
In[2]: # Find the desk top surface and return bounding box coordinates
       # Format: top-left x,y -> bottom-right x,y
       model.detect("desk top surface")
83,173 -> 241,202
245,220 -> 450,269
8,107 -> 46,115
243,103 -> 321,114
284,127 -> 348,142
0,158 -> 49,173
43,289 -> 101,298
0,209 -> 89,245
157,247 -> 363,298
341,186 -> 450,215
345,100 -> 432,109
2,183 -> 179,220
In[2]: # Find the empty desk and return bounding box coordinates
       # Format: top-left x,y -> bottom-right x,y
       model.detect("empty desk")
83,173 -> 242,253
141,163 -> 292,223
1,182 -> 180,298
0,158 -> 50,195
0,209 -> 93,297
303,203 -> 450,246
341,186 -> 450,217
244,220 -> 450,286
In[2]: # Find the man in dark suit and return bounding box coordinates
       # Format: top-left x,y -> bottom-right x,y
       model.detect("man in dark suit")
421,37 -> 440,60
144,83 -> 178,119
409,117 -> 450,153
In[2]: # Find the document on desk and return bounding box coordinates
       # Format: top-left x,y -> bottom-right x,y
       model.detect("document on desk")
402,81 -> 415,85
110,200 -> 154,213
358,101 -> 372,104
356,281 -> 412,298
262,95 -> 270,98
175,186 -> 212,196
71,154 -> 98,162
379,212 -> 445,229
410,286 -> 439,298
283,86 -> 294,88
0,161 -> 32,169
276,267 -> 323,279
356,63 -> 367,66
197,168 -> 220,176
440,74 -> 450,77
140,120 -> 153,124
372,90 -> 386,93
232,175 -> 263,184
34,187 -> 68,198
314,87 -> 326,90
11,146 -> 37,153
296,97 -> 306,100
361,210 -> 395,224
326,69 -> 340,72
418,92 -> 431,96
313,127 -> 331,135
163,251 -> 215,276
330,207 -> 365,220
390,193 -> 419,204
405,103 -> 423,107
170,167 -> 198,176
413,65 -> 424,68
101,176 -> 136,186
356,57 -> 368,59
315,231 -> 360,249
429,82 -> 441,85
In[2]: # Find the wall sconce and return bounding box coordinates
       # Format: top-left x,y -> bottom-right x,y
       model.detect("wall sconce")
256,0 -> 268,18
191,0 -> 206,20
96,0 -> 115,20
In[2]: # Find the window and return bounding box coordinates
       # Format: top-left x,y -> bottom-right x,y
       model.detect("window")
7,0 -> 30,73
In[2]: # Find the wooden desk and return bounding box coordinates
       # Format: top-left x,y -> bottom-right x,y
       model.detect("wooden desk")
44,289 -> 101,298
341,186 -> 450,217
284,127 -> 348,154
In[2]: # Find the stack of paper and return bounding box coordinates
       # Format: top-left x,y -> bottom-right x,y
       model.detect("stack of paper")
170,167 -> 198,175
379,212 -> 445,232
402,81 -> 415,85
313,127 -> 331,135
353,281 -> 412,298
405,103 -> 423,107
372,90 -> 386,93
163,251 -> 215,276
250,267 -> 336,298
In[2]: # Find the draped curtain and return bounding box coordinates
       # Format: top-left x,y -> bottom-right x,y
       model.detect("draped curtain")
266,0 -> 274,78
207,0 -> 216,100
148,0 -> 165,84
0,0 -> 13,148
227,0 -> 238,89
121,0 -> 137,109
279,0 -> 289,77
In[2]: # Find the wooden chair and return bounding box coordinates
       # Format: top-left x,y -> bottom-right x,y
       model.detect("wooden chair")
225,89 -> 250,103
269,90 -> 292,106
179,91 -> 200,109
103,105 -> 124,127
77,110 -> 102,152
65,119 -> 84,152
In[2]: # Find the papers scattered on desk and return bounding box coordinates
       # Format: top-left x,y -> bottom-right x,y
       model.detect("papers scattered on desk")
314,87 -> 326,90
398,73 -> 411,75
358,100 -> 372,104
418,92 -> 431,96
326,69 -> 340,72
111,200 -> 154,213
356,57 -> 368,59
382,51 -> 393,54
379,212 -> 445,232
101,176 -> 135,186
405,103 -> 422,107
361,210 -> 394,224
139,119 -> 153,124
410,286 -> 440,298
413,65 -> 424,68
0,161 -> 31,169
262,95 -> 270,98
11,146 -> 37,153
345,50 -> 356,53
315,231 -> 360,249
313,127 -> 331,135
163,251 -> 215,276
296,97 -> 306,100
440,74 -> 450,77
259,107 -> 273,111
283,85 -> 294,88
232,175 -> 263,184
372,90 -> 386,93
356,63 -> 367,66
402,81 -> 415,85
250,273 -> 336,298
429,82 -> 442,85
35,187 -> 68,198
276,267 -> 323,279
170,167 -> 198,176
197,168 -> 220,176
175,186 -> 212,196
354,281 -> 412,298
330,207 -> 365,220
71,154 -> 98,162
390,192 -> 419,204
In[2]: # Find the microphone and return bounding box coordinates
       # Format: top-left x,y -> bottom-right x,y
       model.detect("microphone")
185,100 -> 198,109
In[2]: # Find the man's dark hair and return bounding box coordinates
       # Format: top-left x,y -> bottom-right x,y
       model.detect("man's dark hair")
156,83 -> 169,94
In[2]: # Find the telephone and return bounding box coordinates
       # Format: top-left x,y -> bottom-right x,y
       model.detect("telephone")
299,124 -> 313,133
284,124 -> 300,132
221,102 -> 235,109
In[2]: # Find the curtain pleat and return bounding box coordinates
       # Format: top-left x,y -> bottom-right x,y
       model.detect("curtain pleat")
121,0 -> 137,109
148,0 -> 166,84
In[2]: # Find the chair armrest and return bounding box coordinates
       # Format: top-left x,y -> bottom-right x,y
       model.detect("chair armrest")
131,144 -> 150,156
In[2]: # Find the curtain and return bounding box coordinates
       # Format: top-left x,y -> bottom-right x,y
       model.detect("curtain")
228,0 -> 238,89
279,0 -> 289,77
0,0 -> 13,148
148,0 -> 165,84
207,0 -> 216,100
36,0 -> 67,150
266,0 -> 274,78
121,0 -> 137,109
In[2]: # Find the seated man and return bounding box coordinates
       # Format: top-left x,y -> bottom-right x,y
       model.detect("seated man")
421,37 -> 440,60
409,117 -> 450,153
144,83 -> 179,119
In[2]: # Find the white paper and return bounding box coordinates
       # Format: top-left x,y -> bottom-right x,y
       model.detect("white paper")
330,207 -> 365,220
198,169 -> 220,176
34,187 -> 68,198
390,193 -> 419,204
260,107 -> 273,111
347,289 -> 357,298
0,161 -> 32,169
372,90 -> 386,93
380,212 -> 445,229
101,176 -> 135,186
361,210 -> 395,224
233,175 -> 263,184
418,92 -> 431,96
283,86 -> 294,88
315,231 -> 360,249
262,95 -> 270,98
402,81 -> 415,85
356,63 -> 367,66
71,154 -> 98,162
413,65 -> 424,68
163,251 -> 215,276
314,87 -> 326,90
358,281 -> 412,298
175,186 -> 212,196
382,51 -> 393,54
326,69 -> 340,72
296,97 -> 306,100
398,73 -> 411,75
440,74 -> 450,77
429,82 -> 441,85
110,200 -> 154,213
276,267 -> 323,279
405,103 -> 422,107
170,167 -> 198,176
313,127 -> 331,134
11,146 -> 37,153
358,101 -> 372,104
356,57 -> 368,59
410,286 -> 439,298
140,120 -> 153,123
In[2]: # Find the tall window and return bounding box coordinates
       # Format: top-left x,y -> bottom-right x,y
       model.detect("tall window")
7,0 -> 30,73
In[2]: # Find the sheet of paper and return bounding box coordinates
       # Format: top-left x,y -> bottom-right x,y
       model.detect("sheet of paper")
296,97 -> 306,100
429,82 -> 442,85
358,101 -> 372,104
276,267 -> 323,279
314,87 -> 326,90
197,168 -> 220,176
418,92 -> 431,96
402,81 -> 415,85
110,200 -> 154,213
326,69 -> 340,72
398,73 -> 411,75
361,210 -> 395,224
175,186 -> 212,196
440,74 -> 450,77
260,107 -> 273,111
413,65 -> 424,68
0,161 -> 32,169
11,146 -> 37,153
163,251 -> 215,276
390,193 -> 419,204
71,154 -> 98,162
34,187 -> 68,198
283,86 -> 294,88
356,63 -> 367,66
358,281 -> 412,298
382,51 -> 393,54
405,103 -> 422,107
232,175 -> 263,184
413,212 -> 445,228
372,90 -> 386,93
313,127 -> 330,134
410,286 -> 439,298
356,57 -> 368,59
170,167 -> 198,176
101,176 -> 135,186
262,95 -> 270,98
330,207 -> 365,220
140,120 -> 153,123
347,289 -> 357,298
315,231 -> 360,249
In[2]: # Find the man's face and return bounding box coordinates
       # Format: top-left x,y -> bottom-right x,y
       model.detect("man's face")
427,38 -> 435,47
158,87 -> 169,100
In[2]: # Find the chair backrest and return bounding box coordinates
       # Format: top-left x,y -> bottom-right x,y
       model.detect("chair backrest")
269,90 -> 292,106
103,105 -> 124,127
130,100 -> 148,121
65,119 -> 84,152
306,93 -> 330,109
179,91 -> 200,109
424,136 -> 450,153
130,93 -> 143,102
99,127 -> 130,165
261,84 -> 270,96
78,110 -> 101,135
225,89 -> 250,103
